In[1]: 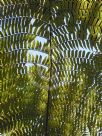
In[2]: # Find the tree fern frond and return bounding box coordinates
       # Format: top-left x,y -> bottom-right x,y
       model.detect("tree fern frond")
0,0 -> 102,135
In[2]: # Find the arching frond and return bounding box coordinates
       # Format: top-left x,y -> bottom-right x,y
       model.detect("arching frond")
0,0 -> 102,136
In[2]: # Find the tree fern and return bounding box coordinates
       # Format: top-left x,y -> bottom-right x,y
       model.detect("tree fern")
0,0 -> 102,136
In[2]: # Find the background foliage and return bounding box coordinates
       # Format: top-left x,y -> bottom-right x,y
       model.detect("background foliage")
0,0 -> 102,136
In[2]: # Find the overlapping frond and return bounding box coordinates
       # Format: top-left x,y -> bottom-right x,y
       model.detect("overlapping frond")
0,0 -> 102,136
0,1 -> 50,135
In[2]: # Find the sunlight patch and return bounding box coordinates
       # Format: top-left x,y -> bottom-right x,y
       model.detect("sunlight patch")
30,18 -> 35,25
35,36 -> 47,44
27,50 -> 48,60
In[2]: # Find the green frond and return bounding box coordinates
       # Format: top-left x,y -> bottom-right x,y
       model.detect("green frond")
0,0 -> 102,135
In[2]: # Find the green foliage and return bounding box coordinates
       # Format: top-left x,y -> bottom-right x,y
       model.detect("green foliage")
0,0 -> 102,135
